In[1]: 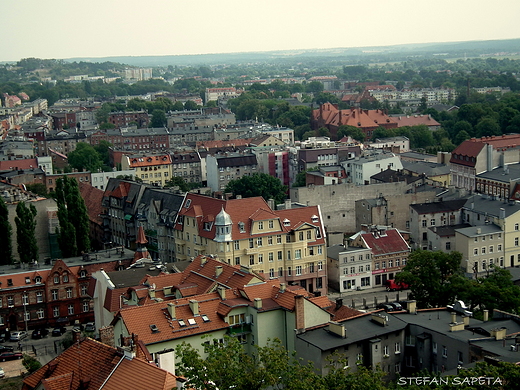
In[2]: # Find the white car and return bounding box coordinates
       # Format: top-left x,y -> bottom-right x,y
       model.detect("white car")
10,331 -> 27,341
0,367 -> 4,378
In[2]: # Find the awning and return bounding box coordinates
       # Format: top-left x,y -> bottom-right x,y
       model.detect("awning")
124,214 -> 133,221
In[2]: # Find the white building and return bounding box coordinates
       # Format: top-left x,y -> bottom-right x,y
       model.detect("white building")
327,244 -> 373,292
342,152 -> 403,185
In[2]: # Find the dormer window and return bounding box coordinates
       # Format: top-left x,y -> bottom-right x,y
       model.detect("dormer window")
283,218 -> 290,226
35,276 -> 42,284
25,277 -> 31,284
203,222 -> 213,231
7,279 -> 13,287
238,222 -> 245,233
185,199 -> 192,208
311,215 -> 319,223
150,324 -> 159,333
79,270 -> 87,278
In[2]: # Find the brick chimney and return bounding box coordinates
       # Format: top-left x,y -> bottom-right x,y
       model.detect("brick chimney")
215,265 -> 223,277
254,298 -> 262,310
295,295 -> 305,332
99,325 -> 115,347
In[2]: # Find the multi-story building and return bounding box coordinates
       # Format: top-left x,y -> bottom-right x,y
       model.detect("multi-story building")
206,153 -> 258,192
38,131 -> 87,157
450,135 -> 520,191
174,193 -> 328,295
327,244 -> 373,292
107,111 -> 149,128
342,152 -> 403,186
121,153 -> 172,187
170,151 -> 202,184
349,226 -> 410,287
205,87 -> 239,103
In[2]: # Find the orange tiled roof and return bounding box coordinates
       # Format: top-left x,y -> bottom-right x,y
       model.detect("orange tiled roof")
128,154 -> 172,168
78,182 -> 104,225
115,292 -> 229,345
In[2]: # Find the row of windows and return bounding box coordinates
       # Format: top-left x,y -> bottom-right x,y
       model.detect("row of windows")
140,172 -> 169,179
247,249 -> 323,265
375,259 -> 406,270
343,265 -> 371,274
0,302 -> 90,324
473,245 -> 502,255
2,285 -> 88,306
343,254 -> 371,263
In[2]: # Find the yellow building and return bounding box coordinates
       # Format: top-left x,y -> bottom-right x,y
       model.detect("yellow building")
174,193 -> 328,295
122,154 -> 172,187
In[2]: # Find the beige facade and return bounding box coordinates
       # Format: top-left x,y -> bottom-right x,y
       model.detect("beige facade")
122,154 -> 172,187
174,194 -> 328,295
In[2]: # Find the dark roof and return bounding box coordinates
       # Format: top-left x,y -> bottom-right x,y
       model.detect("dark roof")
410,199 -> 467,215
371,168 -> 422,184
215,154 -> 257,168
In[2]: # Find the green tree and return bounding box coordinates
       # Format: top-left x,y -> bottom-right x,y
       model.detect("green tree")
68,142 -> 103,172
25,183 -> 48,197
337,125 -> 365,142
15,201 -> 38,264
165,176 -> 190,193
0,197 -> 13,265
94,140 -> 112,167
55,176 -> 90,256
150,109 -> 166,127
397,250 -> 466,308
475,117 -> 501,138
225,173 -> 287,205
22,354 -> 42,373
175,337 -> 325,390
184,100 -> 199,110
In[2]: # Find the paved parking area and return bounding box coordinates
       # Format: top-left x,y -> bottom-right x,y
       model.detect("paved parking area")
0,357 -> 25,378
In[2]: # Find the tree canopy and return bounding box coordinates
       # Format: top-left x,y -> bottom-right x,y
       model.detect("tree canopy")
0,197 -> 13,265
225,173 -> 287,205
15,201 -> 38,264
68,142 -> 103,172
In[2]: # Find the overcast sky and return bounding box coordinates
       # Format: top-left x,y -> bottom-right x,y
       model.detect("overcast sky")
2,0 -> 520,62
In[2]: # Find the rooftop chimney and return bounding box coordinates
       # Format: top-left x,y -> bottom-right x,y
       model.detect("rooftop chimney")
279,283 -> 286,293
189,299 -> 199,316
451,312 -> 457,324
407,300 -> 417,314
167,302 -> 176,319
490,327 -> 507,340
254,298 -> 262,310
217,285 -> 226,300
215,265 -> 223,277
328,321 -> 346,338
483,309 -> 489,322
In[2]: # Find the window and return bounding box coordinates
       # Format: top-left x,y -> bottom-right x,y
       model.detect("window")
276,235 -> 282,244
277,251 -> 283,261
249,239 -> 254,248
446,242 -> 451,251
62,273 -> 69,283
268,220 -> 274,229
309,263 -> 315,273
295,249 -> 302,259
82,301 -> 89,312
481,247 -> 486,254
307,230 -> 312,240
37,308 -> 44,319
430,219 -> 435,226
36,291 -> 43,303
22,294 -> 28,306
388,260 -> 393,268
258,221 -> 264,230
66,288 -> 73,299
296,266 -> 302,275
24,311 -> 30,321
422,220 -> 427,227
383,345 -> 389,356
318,261 -> 323,271
366,264 -> 371,271
433,342 -> 437,354
395,342 -> 401,354
375,262 -> 380,270
395,362 -> 401,373
7,296 -> 13,307
268,252 -> 274,262
249,255 -> 255,265
359,265 -> 364,272
287,251 -> 291,260
405,335 -> 415,346
299,231 -> 304,241
258,254 -> 263,264
442,346 -> 448,358
68,304 -> 74,315
35,276 -> 42,283
257,237 -> 263,247
234,241 -> 240,250
458,351 -> 463,364
382,261 -> 386,268
516,237 -> 519,247
278,267 -> 283,277
268,236 -> 273,245
498,244 -> 502,251
489,246 -> 493,253
52,290 -> 58,301
474,248 -> 478,255
235,257 -> 240,265
515,223 -> 519,231
53,307 -> 59,318
54,275 -> 60,284
269,269 -> 275,278
316,277 -> 323,289
228,313 -> 245,326
288,267 -> 292,276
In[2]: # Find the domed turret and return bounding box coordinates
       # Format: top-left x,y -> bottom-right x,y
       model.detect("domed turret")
215,206 -> 232,242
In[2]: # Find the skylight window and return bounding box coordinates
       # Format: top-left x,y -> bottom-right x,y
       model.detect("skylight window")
178,319 -> 186,327
150,324 -> 159,333
201,315 -> 210,323
188,318 -> 196,325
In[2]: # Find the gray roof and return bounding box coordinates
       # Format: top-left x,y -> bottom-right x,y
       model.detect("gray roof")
296,313 -> 408,351
476,163 -> 520,183
464,194 -> 520,218
429,223 -> 471,237
326,244 -> 369,260
455,224 -> 503,238
401,160 -> 450,176
400,151 -> 435,160
107,266 -> 168,289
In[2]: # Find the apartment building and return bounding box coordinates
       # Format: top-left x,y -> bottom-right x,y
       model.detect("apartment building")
206,153 -> 258,192
174,194 -> 327,295
121,153 -> 172,187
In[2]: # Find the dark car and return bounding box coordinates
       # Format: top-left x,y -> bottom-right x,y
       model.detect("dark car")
0,352 -> 22,361
377,303 -> 395,312
52,326 -> 66,337
31,328 -> 49,339
389,302 -> 403,311
84,322 -> 96,333
0,346 -> 13,353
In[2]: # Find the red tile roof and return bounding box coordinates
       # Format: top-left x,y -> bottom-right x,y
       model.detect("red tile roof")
361,229 -> 410,255
23,338 -> 176,390
128,154 -> 172,168
450,135 -> 520,166
0,158 -> 38,171
78,182 -> 104,226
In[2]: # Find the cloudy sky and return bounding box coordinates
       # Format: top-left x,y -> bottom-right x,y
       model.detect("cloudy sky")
2,0 -> 520,62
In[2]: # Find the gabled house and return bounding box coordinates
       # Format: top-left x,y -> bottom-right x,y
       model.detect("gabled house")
22,337 -> 177,390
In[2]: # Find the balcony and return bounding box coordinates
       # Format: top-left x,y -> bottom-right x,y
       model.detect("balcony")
227,324 -> 251,335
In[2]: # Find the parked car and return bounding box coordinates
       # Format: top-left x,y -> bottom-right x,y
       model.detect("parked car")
72,324 -> 83,332
31,328 -> 49,339
385,279 -> 409,292
52,326 -> 66,337
84,322 -> 96,333
376,303 -> 395,312
0,352 -> 22,361
389,302 -> 403,311
0,367 -> 4,378
9,331 -> 27,342
0,346 -> 14,353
